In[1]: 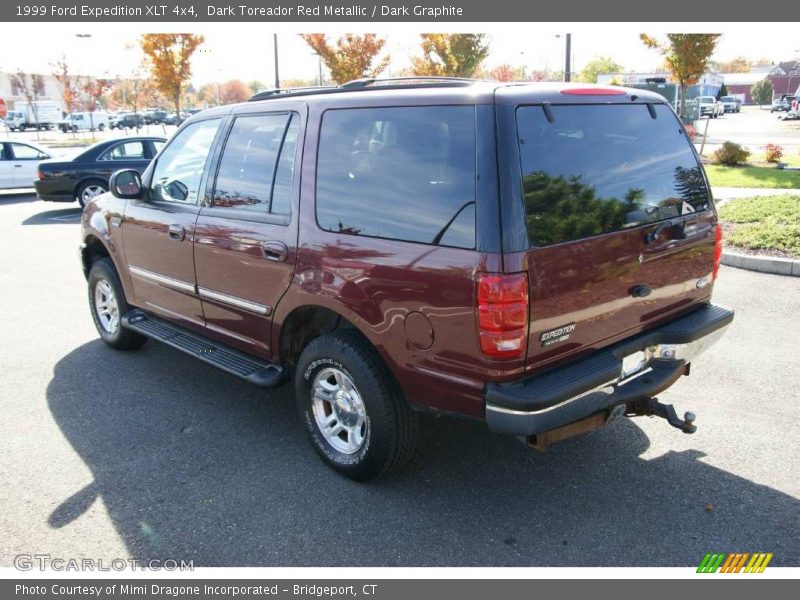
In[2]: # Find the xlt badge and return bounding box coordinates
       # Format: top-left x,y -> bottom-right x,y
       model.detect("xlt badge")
539,323 -> 576,347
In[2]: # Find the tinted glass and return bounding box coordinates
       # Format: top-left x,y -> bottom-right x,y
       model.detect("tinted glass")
270,114 -> 300,215
212,113 -> 291,212
10,143 -> 47,160
103,141 -> 145,161
316,106 -> 476,249
516,104 -> 709,247
151,119 -> 221,203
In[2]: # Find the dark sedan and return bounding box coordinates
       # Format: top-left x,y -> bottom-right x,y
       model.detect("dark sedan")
35,136 -> 165,207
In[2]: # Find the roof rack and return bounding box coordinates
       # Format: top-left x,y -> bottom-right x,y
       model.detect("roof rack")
247,77 -> 477,102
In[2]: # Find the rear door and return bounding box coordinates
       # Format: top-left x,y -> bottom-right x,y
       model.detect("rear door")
192,106 -> 304,357
505,100 -> 717,370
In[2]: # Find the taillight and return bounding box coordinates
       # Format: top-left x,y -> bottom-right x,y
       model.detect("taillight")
477,272 -> 529,359
712,223 -> 723,281
37,169 -> 45,180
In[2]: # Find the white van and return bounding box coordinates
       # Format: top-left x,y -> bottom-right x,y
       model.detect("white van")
61,111 -> 110,132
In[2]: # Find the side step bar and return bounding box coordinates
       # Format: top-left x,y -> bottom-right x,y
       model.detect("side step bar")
122,309 -> 284,388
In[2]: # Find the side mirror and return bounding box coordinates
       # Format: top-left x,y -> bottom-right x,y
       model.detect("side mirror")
110,169 -> 143,199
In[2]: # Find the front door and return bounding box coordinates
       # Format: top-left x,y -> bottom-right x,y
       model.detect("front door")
193,108 -> 303,357
122,118 -> 223,328
8,142 -> 49,187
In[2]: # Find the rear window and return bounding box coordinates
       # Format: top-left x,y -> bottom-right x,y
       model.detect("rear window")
516,103 -> 710,247
315,105 -> 477,249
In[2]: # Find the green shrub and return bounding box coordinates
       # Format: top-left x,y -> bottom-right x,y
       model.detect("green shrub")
711,141 -> 750,166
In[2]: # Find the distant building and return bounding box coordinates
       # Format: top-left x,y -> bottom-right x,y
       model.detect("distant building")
0,72 -> 64,111
724,61 -> 800,103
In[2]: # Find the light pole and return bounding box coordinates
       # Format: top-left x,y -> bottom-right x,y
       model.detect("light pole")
273,34 -> 280,89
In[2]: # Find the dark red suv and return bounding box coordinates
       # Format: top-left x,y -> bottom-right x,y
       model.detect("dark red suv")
80,78 -> 733,480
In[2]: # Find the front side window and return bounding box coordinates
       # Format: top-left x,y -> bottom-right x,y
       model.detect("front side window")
150,119 -> 221,203
102,141 -> 145,161
211,112 -> 297,214
516,103 -> 710,247
316,105 -> 477,249
10,143 -> 48,160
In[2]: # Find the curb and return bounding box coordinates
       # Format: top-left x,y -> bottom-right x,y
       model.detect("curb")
721,251 -> 800,277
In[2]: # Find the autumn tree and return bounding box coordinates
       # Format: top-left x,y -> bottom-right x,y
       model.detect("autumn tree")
751,79 -> 774,107
716,56 -> 750,73
301,34 -> 389,85
576,56 -> 624,83
487,64 -> 514,82
9,71 -> 45,137
140,33 -> 204,124
640,34 -> 721,117
218,80 -> 250,104
51,55 -> 79,114
411,34 -> 489,77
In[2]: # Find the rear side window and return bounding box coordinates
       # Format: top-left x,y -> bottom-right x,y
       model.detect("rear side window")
316,105 -> 476,249
516,104 -> 710,247
101,141 -> 145,161
212,112 -> 297,215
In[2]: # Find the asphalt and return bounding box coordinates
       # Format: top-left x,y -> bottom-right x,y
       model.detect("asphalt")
0,192 -> 798,567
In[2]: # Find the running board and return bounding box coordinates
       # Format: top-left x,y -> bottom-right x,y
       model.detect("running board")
122,309 -> 284,388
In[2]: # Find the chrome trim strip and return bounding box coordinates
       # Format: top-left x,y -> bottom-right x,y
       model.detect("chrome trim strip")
129,265 -> 196,294
486,378 -> 619,416
198,287 -> 271,316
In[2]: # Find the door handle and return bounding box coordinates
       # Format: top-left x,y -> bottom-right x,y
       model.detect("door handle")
261,241 -> 288,262
168,224 -> 186,241
14,164 -> 23,168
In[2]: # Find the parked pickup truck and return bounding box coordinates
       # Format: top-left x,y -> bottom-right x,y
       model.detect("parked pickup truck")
80,79 -> 733,480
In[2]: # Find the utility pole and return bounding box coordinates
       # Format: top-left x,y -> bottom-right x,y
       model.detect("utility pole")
273,34 -> 280,89
564,33 -> 571,83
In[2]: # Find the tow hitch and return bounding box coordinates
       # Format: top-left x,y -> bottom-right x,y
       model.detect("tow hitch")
626,397 -> 697,433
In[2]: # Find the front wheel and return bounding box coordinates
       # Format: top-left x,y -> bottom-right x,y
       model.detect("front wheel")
87,258 -> 147,350
295,331 -> 418,481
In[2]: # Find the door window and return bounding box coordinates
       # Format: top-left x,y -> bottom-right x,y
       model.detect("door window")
10,143 -> 48,160
101,141 -> 146,161
150,119 -> 221,203
211,113 -> 298,215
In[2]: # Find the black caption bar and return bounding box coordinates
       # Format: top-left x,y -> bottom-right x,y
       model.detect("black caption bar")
4,579 -> 794,600
0,0 -> 779,21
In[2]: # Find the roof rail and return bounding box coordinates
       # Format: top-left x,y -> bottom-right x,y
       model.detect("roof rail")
249,86 -> 336,102
247,77 -> 477,102
339,76 -> 476,89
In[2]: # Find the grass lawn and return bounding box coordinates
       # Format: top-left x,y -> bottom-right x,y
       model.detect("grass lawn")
718,195 -> 800,257
705,164 -> 800,189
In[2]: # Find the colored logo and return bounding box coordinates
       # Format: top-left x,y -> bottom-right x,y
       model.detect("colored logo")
697,552 -> 773,573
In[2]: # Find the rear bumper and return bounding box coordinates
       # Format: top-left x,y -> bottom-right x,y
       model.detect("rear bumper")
35,180 -> 74,203
485,304 -> 734,436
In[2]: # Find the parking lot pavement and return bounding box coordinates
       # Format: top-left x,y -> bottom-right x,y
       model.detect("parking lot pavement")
1,194 -> 798,567
698,106 -> 800,153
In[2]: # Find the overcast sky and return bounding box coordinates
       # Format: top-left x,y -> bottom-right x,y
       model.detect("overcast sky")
2,23 -> 798,85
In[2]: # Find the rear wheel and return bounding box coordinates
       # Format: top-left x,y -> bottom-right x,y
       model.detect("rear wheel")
295,331 -> 418,481
77,180 -> 107,207
87,258 -> 147,350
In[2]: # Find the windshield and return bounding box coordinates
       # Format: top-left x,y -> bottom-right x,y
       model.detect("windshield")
516,103 -> 710,247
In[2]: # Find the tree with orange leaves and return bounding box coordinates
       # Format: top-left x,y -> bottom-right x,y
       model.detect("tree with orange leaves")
640,34 -> 721,117
301,34 -> 389,85
140,33 -> 204,124
411,34 -> 489,78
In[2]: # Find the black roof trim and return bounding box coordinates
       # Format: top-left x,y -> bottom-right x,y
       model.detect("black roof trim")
248,77 -> 478,102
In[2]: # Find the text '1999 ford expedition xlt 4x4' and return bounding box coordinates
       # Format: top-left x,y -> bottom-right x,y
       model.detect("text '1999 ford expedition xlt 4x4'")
80,78 -> 733,481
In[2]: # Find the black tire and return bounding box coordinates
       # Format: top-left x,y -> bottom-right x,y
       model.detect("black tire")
295,330 -> 418,481
76,180 -> 107,208
87,258 -> 147,351
98,123 -> 105,131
